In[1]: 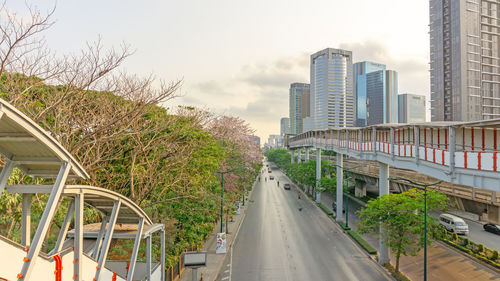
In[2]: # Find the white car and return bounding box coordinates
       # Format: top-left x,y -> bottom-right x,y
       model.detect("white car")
439,213 -> 469,235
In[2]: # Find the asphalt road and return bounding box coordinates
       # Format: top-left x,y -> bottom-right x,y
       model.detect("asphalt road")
228,163 -> 390,281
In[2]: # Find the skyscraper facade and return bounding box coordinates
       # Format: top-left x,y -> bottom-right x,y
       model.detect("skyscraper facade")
365,70 -> 399,125
398,93 -> 426,123
354,61 -> 387,126
289,83 -> 310,134
430,0 -> 500,121
310,48 -> 354,129
280,117 -> 290,136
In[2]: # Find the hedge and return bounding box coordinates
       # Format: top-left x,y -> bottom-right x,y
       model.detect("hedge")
317,202 -> 334,216
347,229 -> 377,255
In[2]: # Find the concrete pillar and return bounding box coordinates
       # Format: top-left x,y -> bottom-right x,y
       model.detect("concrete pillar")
336,154 -> 344,221
315,148 -> 322,202
21,193 -> 32,247
298,149 -> 302,163
305,148 -> 310,161
355,180 -> 367,197
378,163 -> 390,265
291,150 -> 295,164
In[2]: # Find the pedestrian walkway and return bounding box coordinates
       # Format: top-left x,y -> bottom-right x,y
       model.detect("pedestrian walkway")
318,190 -> 500,280
179,179 -> 257,281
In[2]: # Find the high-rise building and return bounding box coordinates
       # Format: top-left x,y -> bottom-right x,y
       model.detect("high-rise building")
365,70 -> 399,125
280,117 -> 290,136
398,93 -> 426,123
354,61 -> 387,126
430,0 -> 500,121
310,48 -> 354,129
289,83 -> 310,134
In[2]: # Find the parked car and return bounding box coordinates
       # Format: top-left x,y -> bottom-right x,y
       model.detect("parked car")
439,213 -> 469,235
483,223 -> 500,235
268,169 -> 272,173
269,175 -> 274,180
283,183 -> 291,190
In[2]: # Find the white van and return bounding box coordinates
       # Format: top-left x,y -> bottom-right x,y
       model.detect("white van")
439,213 -> 469,235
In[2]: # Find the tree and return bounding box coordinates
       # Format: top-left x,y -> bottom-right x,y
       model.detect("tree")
357,189 -> 447,272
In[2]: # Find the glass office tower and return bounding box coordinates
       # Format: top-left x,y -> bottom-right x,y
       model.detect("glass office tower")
289,83 -> 310,134
354,61 -> 387,126
310,48 -> 354,129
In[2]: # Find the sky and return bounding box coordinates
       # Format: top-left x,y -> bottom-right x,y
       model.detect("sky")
6,0 -> 431,143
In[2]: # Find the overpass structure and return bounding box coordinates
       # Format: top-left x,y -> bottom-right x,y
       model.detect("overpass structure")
0,99 -> 165,281
285,120 -> 500,264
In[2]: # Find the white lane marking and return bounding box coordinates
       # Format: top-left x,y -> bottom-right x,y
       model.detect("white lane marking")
222,277 -> 229,280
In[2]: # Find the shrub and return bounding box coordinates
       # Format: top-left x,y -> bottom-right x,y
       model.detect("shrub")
462,238 -> 470,247
317,202 -> 334,216
477,244 -> 485,253
452,232 -> 458,241
491,250 -> 499,261
347,230 -> 377,255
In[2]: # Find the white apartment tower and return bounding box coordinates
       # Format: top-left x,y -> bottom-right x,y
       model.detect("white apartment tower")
430,0 -> 500,121
310,48 -> 354,129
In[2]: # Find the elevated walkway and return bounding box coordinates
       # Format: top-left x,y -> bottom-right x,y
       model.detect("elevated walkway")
287,120 -> 500,192
0,99 -> 165,281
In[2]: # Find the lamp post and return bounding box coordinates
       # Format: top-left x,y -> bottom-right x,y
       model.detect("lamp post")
388,177 -> 442,281
334,164 -> 363,228
217,167 -> 249,233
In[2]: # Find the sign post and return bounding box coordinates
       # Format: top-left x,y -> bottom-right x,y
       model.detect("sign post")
183,252 -> 207,281
216,232 -> 227,254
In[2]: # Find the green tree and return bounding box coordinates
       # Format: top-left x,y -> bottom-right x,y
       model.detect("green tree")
357,188 -> 447,272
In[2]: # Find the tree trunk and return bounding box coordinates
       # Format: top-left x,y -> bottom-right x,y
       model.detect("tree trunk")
395,236 -> 404,273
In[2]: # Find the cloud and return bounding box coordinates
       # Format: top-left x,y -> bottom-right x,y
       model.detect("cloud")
238,53 -> 309,89
340,40 -> 429,95
175,42 -> 429,141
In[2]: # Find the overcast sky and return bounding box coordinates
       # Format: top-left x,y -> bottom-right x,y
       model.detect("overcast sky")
7,0 -> 431,143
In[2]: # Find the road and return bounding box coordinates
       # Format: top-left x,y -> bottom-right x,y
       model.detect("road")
227,162 -> 390,281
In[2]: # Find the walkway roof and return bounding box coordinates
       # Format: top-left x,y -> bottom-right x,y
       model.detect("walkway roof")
0,99 -> 88,179
63,185 -> 153,225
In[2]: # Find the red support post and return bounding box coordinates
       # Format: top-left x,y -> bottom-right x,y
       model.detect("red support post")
437,128 -> 440,149
482,128 -> 485,151
494,128 -> 498,151
471,127 -> 475,151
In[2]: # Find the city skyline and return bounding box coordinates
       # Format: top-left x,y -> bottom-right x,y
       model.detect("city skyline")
5,1 -> 431,142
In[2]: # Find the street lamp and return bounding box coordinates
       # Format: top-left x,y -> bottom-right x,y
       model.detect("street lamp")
217,167 -> 249,233
388,177 -> 442,281
334,164 -> 363,229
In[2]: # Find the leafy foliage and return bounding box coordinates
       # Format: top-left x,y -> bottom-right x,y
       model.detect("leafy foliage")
357,189 -> 448,272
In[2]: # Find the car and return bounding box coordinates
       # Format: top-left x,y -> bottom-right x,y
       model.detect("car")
283,183 -> 291,190
268,169 -> 272,173
483,223 -> 500,235
269,175 -> 274,180
439,213 -> 469,235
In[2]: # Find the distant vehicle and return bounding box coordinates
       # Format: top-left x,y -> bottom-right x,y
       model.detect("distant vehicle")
269,175 -> 274,180
331,201 -> 345,213
266,164 -> 269,167
268,169 -> 272,173
439,214 -> 469,235
483,223 -> 500,235
284,183 -> 291,190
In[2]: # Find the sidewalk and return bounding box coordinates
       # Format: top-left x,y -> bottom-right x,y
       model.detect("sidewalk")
179,179 -> 257,281
318,190 -> 500,281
